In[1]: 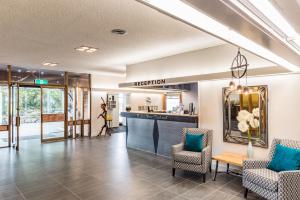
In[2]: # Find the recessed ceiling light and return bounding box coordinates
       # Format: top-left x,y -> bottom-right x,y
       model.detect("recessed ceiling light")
43,62 -> 51,66
75,46 -> 98,53
49,63 -> 58,67
43,62 -> 58,67
111,29 -> 127,35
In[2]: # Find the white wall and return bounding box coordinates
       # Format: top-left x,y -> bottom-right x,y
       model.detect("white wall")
128,93 -> 163,111
91,74 -> 126,135
182,83 -> 198,113
91,74 -> 126,89
198,73 -> 300,158
126,44 -> 274,81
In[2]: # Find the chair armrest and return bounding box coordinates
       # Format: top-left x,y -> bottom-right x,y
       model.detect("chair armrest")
202,145 -> 211,170
243,159 -> 270,170
278,170 -> 300,199
172,143 -> 184,155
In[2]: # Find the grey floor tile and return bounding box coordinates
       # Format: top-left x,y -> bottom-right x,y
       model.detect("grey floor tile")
182,184 -> 217,200
166,179 -> 199,195
0,133 -> 267,200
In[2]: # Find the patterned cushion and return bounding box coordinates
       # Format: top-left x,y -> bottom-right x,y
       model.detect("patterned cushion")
174,150 -> 202,165
244,168 -> 279,191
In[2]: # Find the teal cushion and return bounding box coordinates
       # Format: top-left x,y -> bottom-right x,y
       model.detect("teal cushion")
184,132 -> 204,152
267,144 -> 300,172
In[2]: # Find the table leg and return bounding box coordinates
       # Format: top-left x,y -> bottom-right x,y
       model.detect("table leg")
213,160 -> 219,181
226,163 -> 229,174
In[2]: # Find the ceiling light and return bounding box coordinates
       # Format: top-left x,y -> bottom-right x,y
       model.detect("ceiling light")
228,0 -> 300,54
140,0 -> 300,72
43,62 -> 58,67
86,48 -> 98,53
75,46 -> 89,52
49,63 -> 58,67
111,29 -> 127,35
75,46 -> 98,53
43,62 -> 51,66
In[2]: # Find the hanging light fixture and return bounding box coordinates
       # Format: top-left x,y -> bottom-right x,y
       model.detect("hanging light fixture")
229,48 -> 249,93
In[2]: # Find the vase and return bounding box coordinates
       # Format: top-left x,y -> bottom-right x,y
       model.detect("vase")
247,141 -> 254,158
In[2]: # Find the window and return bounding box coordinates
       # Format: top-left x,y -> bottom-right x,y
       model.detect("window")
166,94 -> 180,111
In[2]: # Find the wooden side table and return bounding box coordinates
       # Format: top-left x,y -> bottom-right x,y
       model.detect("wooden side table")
212,152 -> 247,181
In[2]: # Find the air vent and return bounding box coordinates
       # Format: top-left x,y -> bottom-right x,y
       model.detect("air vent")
111,29 -> 127,35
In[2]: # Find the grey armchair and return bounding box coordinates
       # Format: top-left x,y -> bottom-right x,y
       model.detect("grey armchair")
243,138 -> 300,200
171,128 -> 213,183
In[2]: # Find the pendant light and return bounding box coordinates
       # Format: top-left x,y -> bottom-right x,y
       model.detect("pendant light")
229,48 -> 249,93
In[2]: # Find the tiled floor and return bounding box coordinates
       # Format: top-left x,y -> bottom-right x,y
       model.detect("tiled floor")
0,133 -> 264,200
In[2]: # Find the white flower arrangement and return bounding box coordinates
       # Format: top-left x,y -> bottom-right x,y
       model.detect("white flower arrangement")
237,108 -> 260,140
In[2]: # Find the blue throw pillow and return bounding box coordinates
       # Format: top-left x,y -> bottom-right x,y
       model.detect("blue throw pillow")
184,132 -> 204,152
267,144 -> 300,172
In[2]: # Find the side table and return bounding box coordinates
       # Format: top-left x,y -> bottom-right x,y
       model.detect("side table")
212,152 -> 247,181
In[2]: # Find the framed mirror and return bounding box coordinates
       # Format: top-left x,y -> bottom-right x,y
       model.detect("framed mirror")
223,85 -> 268,148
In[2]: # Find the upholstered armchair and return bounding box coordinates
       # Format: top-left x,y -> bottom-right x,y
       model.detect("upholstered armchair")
171,128 -> 213,183
243,138 -> 300,200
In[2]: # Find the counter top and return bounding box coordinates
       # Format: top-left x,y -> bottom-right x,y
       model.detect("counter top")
124,111 -> 197,117
121,111 -> 198,123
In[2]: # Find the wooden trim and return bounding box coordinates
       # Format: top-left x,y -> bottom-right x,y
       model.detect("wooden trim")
162,94 -> 166,111
0,125 -> 9,131
8,65 -> 11,147
89,74 -> 92,137
64,72 -> 68,139
42,114 -> 65,122
41,137 -> 65,143
81,88 -> 84,137
16,84 -> 20,151
74,85 -> 77,136
179,93 -> 183,104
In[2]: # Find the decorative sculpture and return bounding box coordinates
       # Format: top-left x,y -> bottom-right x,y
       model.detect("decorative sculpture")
97,97 -> 111,136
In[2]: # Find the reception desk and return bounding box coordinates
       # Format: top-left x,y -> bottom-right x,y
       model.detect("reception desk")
120,112 -> 198,157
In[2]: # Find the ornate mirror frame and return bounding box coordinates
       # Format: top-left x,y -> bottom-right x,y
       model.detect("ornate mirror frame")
223,85 -> 268,148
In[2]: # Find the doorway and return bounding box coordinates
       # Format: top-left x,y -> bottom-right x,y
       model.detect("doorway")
12,85 -> 66,150
12,86 -> 41,144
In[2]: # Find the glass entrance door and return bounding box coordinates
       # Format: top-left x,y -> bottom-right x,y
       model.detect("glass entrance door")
12,85 -> 41,150
0,84 -> 9,148
67,87 -> 91,138
41,86 -> 65,142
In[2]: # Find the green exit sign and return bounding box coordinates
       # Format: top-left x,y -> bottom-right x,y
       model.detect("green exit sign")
34,79 -> 48,85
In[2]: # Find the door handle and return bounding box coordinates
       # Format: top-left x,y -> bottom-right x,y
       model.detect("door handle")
16,116 -> 20,127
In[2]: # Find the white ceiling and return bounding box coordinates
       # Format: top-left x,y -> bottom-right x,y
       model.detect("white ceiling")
0,0 -> 224,76
272,0 -> 300,34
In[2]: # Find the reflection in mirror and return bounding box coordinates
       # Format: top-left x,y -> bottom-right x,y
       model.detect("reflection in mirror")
223,85 -> 268,148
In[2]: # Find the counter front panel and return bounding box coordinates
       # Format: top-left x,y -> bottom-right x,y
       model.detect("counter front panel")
121,112 -> 198,157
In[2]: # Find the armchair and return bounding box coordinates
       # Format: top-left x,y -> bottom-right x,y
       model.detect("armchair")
171,128 -> 213,183
243,139 -> 300,200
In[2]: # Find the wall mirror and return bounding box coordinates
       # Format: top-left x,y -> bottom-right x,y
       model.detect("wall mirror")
223,85 -> 268,148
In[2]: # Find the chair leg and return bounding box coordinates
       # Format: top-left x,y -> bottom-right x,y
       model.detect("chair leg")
244,188 -> 248,199
172,168 -> 175,176
203,173 -> 206,183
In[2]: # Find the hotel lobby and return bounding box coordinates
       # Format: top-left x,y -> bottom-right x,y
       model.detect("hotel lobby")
0,0 -> 300,200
